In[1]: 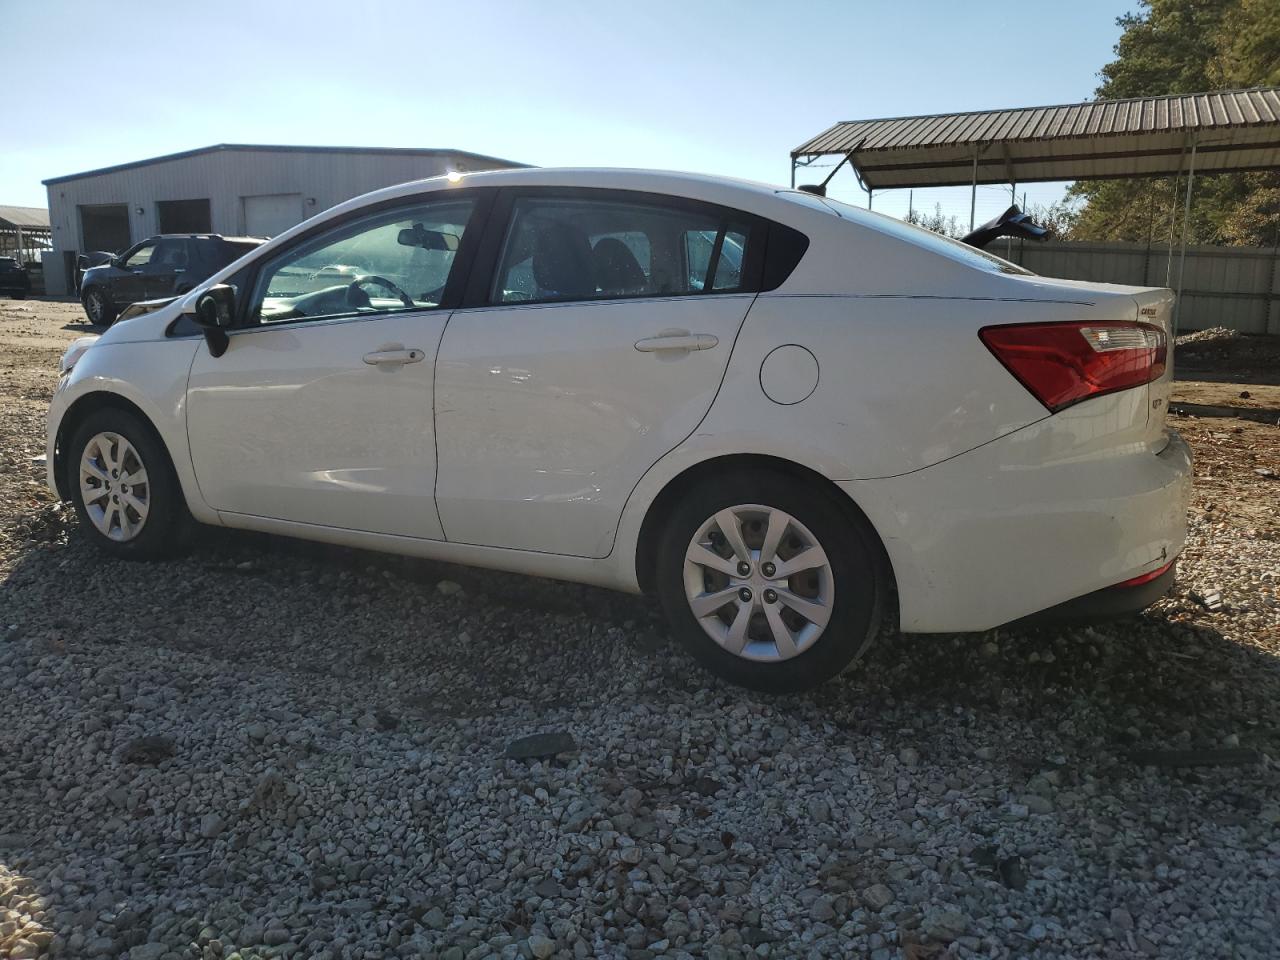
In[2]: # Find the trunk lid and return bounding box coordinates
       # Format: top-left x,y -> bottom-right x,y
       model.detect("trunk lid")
1131,287 -> 1175,441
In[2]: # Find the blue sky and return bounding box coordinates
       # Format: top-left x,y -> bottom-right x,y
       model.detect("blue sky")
3,0 -> 1130,223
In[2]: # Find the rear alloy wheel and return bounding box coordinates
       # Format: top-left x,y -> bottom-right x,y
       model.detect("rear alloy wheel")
83,288 -> 116,327
67,408 -> 188,558
656,470 -> 884,692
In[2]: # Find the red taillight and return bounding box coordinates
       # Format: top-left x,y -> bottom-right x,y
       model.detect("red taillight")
1113,560 -> 1175,589
980,320 -> 1167,413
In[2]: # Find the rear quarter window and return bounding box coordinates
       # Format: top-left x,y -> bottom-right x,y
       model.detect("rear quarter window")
780,190 -> 1033,277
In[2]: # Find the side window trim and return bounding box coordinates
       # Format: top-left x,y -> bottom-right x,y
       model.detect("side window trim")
230,187 -> 494,329
461,187 -> 769,309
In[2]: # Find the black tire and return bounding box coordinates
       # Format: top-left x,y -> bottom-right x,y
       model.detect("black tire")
655,469 -> 884,693
83,287 -> 117,327
66,408 -> 190,559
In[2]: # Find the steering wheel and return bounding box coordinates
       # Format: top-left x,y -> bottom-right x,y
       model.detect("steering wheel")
345,275 -> 415,309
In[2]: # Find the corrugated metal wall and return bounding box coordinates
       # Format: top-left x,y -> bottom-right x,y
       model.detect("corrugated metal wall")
1002,240 -> 1280,335
43,149 -> 512,295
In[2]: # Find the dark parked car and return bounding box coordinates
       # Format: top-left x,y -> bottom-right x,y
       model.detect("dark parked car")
0,257 -> 31,298
81,234 -> 264,326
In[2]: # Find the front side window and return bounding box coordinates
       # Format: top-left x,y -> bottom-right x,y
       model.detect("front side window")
121,242 -> 156,268
492,196 -> 754,305
249,198 -> 475,324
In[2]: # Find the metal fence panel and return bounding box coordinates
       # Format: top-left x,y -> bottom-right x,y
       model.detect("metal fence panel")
1002,240 -> 1280,335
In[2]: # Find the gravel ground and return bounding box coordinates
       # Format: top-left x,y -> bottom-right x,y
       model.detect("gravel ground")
2,299 -> 1278,960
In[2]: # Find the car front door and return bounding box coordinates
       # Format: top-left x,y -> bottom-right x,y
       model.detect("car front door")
186,192 -> 486,538
112,240 -> 156,305
433,189 -> 762,558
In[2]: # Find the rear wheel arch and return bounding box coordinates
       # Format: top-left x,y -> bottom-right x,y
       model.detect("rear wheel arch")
633,453 -> 897,599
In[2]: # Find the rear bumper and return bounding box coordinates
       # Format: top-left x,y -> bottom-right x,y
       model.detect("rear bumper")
1003,562 -> 1176,628
842,410 -> 1192,633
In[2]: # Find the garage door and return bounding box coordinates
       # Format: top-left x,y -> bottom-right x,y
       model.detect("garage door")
242,194 -> 304,238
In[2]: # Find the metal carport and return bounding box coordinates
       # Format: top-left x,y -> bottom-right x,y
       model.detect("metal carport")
791,87 -> 1280,333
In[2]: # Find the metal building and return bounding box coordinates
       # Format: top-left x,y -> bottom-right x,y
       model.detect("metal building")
42,143 -> 524,296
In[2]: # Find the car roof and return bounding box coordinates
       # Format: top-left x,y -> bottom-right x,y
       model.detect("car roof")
144,234 -> 266,243
316,167 -> 818,229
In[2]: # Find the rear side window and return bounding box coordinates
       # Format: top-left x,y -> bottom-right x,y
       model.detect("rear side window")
152,239 -> 188,268
491,196 -> 756,305
213,241 -> 261,266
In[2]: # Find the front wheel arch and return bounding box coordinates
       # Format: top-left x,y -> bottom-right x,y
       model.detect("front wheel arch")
54,392 -> 175,503
634,453 -> 897,600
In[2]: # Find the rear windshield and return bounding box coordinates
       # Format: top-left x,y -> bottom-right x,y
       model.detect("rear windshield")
0,258 -> 18,268
779,190 -> 1033,276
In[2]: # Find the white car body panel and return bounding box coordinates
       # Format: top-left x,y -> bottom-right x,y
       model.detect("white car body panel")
847,402 -> 1191,632
434,294 -> 755,557
46,166 -> 1191,637
186,310 -> 447,539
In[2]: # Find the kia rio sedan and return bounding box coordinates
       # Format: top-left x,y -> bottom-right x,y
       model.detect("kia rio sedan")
47,168 -> 1191,691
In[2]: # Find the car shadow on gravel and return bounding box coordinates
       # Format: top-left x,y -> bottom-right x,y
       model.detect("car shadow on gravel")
7,517 -> 1279,764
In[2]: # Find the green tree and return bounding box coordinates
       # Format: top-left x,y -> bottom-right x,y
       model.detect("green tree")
1068,0 -> 1280,247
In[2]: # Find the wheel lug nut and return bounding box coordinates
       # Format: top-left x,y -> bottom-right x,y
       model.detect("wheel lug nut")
762,562 -> 776,577
763,588 -> 778,604
112,495 -> 119,503
738,587 -> 753,603
736,561 -> 751,576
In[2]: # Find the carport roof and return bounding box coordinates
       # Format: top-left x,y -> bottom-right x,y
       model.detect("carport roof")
0,205 -> 50,228
43,143 -> 527,185
792,87 -> 1280,189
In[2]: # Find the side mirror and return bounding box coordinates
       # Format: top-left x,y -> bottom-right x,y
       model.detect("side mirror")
191,284 -> 236,358
193,284 -> 236,328
110,255 -> 123,269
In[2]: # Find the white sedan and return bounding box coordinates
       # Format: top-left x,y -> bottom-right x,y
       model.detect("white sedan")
47,168 -> 1191,691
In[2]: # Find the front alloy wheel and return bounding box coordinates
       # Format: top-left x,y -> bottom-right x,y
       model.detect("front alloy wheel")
67,408 -> 189,559
79,432 -> 150,541
656,470 -> 884,692
83,288 -> 116,326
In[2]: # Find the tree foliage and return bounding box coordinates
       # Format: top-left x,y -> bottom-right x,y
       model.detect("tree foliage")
1069,0 -> 1280,247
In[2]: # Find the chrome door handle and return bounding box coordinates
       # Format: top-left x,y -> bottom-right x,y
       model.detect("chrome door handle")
634,333 -> 719,353
363,347 -> 425,366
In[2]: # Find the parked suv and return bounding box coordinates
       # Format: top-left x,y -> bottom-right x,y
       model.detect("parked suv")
0,256 -> 30,298
81,235 -> 264,326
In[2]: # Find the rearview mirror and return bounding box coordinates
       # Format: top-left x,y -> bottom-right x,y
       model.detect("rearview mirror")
193,284 -> 236,328
397,223 -> 459,251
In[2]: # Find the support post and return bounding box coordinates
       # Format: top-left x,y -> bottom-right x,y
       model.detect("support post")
1165,139 -> 1189,286
790,158 -> 796,189
969,150 -> 979,231
867,189 -> 872,211
1173,136 -> 1198,339
1006,177 -> 1016,260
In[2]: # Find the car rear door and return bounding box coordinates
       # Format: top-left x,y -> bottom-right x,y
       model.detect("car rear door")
433,187 -> 764,558
144,238 -> 188,298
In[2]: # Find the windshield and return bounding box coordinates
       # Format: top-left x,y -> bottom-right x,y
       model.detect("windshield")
778,190 -> 1033,276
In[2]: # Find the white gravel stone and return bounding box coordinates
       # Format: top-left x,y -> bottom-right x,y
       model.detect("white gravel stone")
0,305 -> 1277,959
